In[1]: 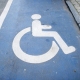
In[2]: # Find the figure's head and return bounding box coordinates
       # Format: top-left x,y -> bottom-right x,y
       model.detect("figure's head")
31,14 -> 41,20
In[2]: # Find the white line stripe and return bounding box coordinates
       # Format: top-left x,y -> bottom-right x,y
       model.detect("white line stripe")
0,0 -> 13,29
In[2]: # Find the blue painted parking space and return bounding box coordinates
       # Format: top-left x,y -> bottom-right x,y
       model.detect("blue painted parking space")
0,0 -> 80,80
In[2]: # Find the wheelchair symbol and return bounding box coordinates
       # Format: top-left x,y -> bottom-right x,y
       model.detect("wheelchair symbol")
12,14 -> 76,64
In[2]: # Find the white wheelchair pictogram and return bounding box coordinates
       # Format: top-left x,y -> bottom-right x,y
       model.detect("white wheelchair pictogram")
12,14 -> 76,64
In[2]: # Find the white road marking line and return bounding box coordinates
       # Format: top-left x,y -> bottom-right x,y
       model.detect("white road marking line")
0,0 -> 13,29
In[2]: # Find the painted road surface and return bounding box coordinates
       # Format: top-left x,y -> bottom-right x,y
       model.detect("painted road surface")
0,0 -> 80,80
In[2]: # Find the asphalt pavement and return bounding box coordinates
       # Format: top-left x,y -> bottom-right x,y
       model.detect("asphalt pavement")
0,0 -> 8,15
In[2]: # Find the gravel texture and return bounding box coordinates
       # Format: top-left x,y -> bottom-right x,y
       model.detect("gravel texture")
70,0 -> 80,15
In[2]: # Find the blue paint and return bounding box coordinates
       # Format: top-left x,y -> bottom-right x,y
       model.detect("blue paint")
0,0 -> 80,80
